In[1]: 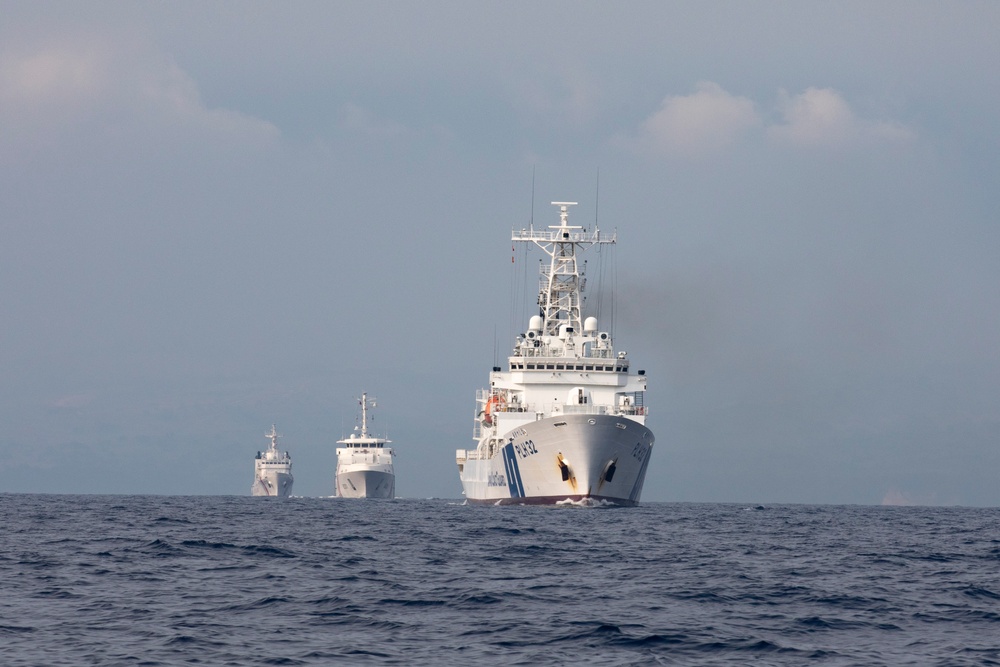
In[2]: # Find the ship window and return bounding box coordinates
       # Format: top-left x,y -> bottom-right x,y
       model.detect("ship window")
585,365 -> 593,371
546,364 -> 554,370
556,364 -> 565,370
527,364 -> 536,370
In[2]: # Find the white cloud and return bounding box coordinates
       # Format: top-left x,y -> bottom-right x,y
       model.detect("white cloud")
0,45 -> 107,104
0,42 -> 111,137
51,394 -> 94,409
0,37 -> 279,150
627,81 -> 760,158
620,84 -> 915,158
768,87 -> 914,149
511,67 -> 602,128
135,57 -> 280,142
339,103 -> 410,139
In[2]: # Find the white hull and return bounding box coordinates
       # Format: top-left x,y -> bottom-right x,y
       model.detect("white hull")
458,202 -> 655,507
251,470 -> 293,498
335,392 -> 395,499
252,425 -> 293,498
336,467 -> 395,499
458,414 -> 653,506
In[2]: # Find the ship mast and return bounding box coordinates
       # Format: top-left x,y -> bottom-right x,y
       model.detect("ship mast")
512,202 -> 616,337
359,393 -> 372,439
265,424 -> 281,452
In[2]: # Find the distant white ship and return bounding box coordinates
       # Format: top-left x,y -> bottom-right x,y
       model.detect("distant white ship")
456,202 -> 654,506
335,393 -> 395,498
252,425 -> 294,497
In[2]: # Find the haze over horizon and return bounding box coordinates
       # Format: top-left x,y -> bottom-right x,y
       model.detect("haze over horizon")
2,2 -> 998,505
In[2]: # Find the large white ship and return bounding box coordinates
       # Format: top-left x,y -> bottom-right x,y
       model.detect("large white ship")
456,201 -> 654,506
335,393 -> 395,499
252,425 -> 294,497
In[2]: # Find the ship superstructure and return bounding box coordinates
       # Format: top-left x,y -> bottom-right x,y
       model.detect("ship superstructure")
335,393 -> 395,498
456,202 -> 654,506
252,424 -> 294,497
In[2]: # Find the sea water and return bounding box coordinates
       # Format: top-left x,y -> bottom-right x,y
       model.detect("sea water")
3,494 -> 999,665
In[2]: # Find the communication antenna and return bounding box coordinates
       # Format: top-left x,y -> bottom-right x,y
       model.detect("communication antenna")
530,166 -> 535,228
595,167 -> 600,228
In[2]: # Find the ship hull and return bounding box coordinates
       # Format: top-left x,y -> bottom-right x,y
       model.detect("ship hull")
458,414 -> 654,506
336,467 -> 395,499
251,471 -> 293,498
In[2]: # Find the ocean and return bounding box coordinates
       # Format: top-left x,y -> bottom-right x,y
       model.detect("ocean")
3,495 -> 999,666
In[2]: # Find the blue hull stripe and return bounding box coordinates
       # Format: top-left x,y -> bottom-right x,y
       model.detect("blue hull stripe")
502,444 -> 524,498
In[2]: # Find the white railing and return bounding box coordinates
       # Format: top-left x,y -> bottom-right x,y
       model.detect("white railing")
512,228 -> 614,244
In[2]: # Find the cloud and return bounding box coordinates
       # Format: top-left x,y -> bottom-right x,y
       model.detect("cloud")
623,81 -> 760,158
619,84 -> 915,159
509,67 -> 602,129
339,102 -> 410,139
137,60 -> 280,144
768,87 -> 914,149
0,36 -> 279,151
50,394 -> 95,410
0,44 -> 107,105
881,488 -> 950,506
0,41 -> 111,137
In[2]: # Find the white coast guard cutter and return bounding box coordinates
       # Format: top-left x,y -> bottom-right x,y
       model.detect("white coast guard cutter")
252,425 -> 294,497
456,202 -> 654,506
335,393 -> 395,498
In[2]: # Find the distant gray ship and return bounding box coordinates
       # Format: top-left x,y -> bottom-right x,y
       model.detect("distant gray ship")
252,425 -> 293,497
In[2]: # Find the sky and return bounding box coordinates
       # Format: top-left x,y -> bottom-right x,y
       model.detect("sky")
2,1 -> 998,505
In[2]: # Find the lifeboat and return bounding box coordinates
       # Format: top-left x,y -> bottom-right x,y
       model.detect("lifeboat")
482,394 -> 506,426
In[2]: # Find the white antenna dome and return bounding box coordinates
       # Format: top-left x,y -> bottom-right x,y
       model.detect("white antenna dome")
529,315 -> 543,332
584,317 -> 598,333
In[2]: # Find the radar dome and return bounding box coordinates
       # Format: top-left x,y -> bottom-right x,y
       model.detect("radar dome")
529,315 -> 543,332
584,317 -> 598,333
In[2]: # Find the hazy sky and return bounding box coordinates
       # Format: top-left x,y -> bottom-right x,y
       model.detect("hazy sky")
2,2 -> 998,504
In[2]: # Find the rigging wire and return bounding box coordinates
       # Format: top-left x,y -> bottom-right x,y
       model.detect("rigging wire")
611,236 -> 618,340
509,171 -> 535,354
